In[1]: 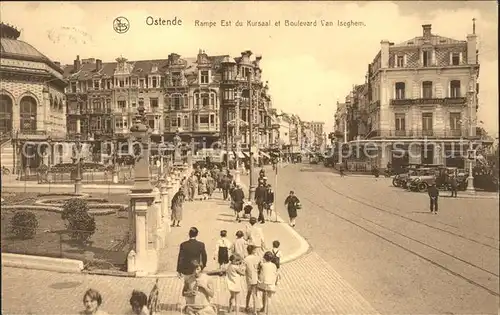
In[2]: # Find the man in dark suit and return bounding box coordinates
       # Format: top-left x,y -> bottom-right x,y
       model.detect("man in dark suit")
428,182 -> 439,214
255,182 -> 268,224
177,227 -> 208,278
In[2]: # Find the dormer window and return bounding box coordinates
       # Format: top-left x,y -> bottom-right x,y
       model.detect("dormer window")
93,80 -> 100,90
152,77 -> 158,88
131,78 -> 137,86
422,50 -> 431,67
139,79 -> 145,88
172,72 -> 182,86
395,55 -> 405,67
152,65 -> 158,72
70,82 -> 77,93
450,52 -> 462,66
119,80 -> 125,88
200,71 -> 209,84
223,68 -> 233,81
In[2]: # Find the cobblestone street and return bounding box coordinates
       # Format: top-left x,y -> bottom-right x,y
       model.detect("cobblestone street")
263,164 -> 499,314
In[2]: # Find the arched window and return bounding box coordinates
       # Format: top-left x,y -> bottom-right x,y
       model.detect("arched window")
20,96 -> 37,132
183,115 -> 189,128
0,95 -> 13,135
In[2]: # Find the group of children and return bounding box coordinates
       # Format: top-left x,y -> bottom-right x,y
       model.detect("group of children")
214,229 -> 282,313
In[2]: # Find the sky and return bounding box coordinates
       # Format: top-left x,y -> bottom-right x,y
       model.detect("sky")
1,1 -> 497,136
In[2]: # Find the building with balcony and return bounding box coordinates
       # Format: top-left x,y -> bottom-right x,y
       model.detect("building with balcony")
351,23 -> 480,169
0,23 -> 67,171
219,51 -> 274,158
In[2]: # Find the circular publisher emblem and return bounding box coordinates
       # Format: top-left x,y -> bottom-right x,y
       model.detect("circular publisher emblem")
113,17 -> 130,34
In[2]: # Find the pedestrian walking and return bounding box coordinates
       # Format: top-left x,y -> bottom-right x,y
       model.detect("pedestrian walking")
129,290 -> 150,315
187,175 -> 197,202
221,174 -> 231,201
177,227 -> 208,278
244,245 -> 261,313
182,260 -> 216,315
245,217 -> 266,258
214,230 -> 231,269
255,182 -> 268,224
339,164 -> 345,177
171,188 -> 185,227
225,254 -> 245,313
217,168 -> 225,192
265,184 -> 275,222
449,174 -> 458,198
257,251 -> 279,314
284,191 -> 301,227
206,174 -> 216,199
231,230 -> 248,259
198,174 -> 208,200
231,184 -> 245,222
428,182 -> 439,214
80,288 -> 109,315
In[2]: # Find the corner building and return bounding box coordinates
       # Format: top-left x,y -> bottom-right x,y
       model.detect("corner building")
360,23 -> 480,169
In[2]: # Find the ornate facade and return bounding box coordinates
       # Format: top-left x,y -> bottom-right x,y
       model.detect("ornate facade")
0,23 -> 67,170
337,23 -> 481,169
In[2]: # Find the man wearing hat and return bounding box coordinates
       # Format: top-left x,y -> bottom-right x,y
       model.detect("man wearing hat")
427,181 -> 439,214
255,182 -> 268,224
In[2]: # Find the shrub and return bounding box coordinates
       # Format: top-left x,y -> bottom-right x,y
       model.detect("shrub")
61,199 -> 96,243
10,211 -> 39,239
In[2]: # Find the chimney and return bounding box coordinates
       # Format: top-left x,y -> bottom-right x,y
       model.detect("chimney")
96,59 -> 102,71
467,34 -> 477,64
422,24 -> 432,38
73,55 -> 81,72
380,40 -> 390,68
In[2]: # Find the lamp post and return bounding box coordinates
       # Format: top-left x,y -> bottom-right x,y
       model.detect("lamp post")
465,81 -> 477,194
74,105 -> 83,194
248,71 -> 256,201
233,86 -> 243,185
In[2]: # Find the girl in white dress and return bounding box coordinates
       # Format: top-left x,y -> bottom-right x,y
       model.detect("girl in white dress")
225,254 -> 245,312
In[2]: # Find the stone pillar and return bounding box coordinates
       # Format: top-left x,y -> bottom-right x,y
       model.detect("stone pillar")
133,199 -> 148,274
128,199 -> 135,240
161,180 -> 170,233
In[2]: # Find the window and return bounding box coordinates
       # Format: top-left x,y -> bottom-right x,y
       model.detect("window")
139,79 -> 145,88
152,77 -> 158,88
201,94 -> 209,107
171,72 -> 182,86
117,100 -> 126,108
200,71 -> 209,84
106,80 -> 111,89
395,113 -> 405,131
194,93 -> 200,107
131,79 -> 137,86
422,113 -> 433,131
223,69 -> 233,81
171,118 -> 177,127
183,116 -> 189,128
150,98 -> 159,107
119,80 -> 124,87
422,81 -> 433,98
200,115 -> 209,124
71,82 -> 77,93
450,80 -> 461,98
422,50 -> 431,67
148,119 -> 155,130
183,95 -> 188,108
172,95 -> 181,110
93,81 -> 100,90
224,88 -> 234,100
396,55 -> 404,67
395,82 -> 405,99
241,67 -> 250,78
210,114 -> 215,124
241,109 -> 247,122
450,113 -> 461,130
451,53 -> 460,66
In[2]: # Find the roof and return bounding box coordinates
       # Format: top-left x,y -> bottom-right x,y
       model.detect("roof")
63,54 -> 230,81
393,34 -> 465,48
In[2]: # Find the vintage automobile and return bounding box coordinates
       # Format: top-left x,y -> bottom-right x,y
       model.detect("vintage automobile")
399,168 -> 436,189
408,174 -> 436,192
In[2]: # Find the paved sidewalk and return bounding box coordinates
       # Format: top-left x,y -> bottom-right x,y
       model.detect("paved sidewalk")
157,189 -> 308,274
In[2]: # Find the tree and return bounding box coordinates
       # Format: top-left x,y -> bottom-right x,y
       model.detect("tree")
61,199 -> 96,243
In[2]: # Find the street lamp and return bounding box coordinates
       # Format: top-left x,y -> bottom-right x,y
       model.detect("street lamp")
233,85 -> 244,185
130,105 -> 153,193
74,105 -> 83,194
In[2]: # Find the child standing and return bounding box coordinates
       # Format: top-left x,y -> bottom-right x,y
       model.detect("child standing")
271,240 -> 281,270
257,251 -> 278,314
231,230 -> 248,259
226,254 -> 245,312
243,245 -> 261,313
214,230 -> 232,269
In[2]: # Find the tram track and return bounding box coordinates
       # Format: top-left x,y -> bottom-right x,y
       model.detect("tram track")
279,171 -> 499,297
321,174 -> 500,249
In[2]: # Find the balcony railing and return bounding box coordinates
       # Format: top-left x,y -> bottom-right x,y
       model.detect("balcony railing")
390,97 -> 467,106
367,129 -> 467,138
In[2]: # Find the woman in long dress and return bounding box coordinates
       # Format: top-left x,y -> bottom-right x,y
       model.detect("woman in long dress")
284,190 -> 301,227
171,188 -> 185,227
